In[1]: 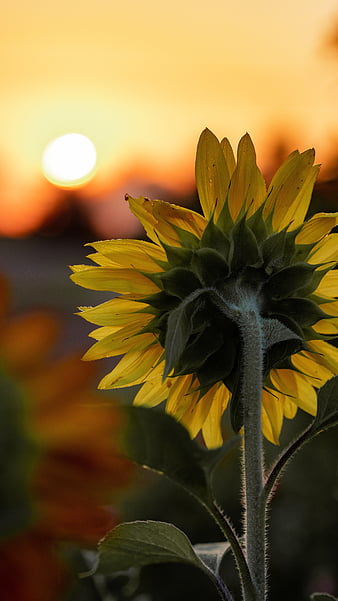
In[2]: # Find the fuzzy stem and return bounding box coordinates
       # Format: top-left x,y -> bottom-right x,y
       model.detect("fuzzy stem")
237,300 -> 266,601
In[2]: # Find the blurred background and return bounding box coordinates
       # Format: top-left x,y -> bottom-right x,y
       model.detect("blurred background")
0,1 -> 337,599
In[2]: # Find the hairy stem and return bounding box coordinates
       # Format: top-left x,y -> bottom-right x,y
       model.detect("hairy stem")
237,299 -> 266,601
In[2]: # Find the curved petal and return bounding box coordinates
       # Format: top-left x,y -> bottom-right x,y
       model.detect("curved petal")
308,233 -> 338,264
261,388 -> 284,444
314,270 -> 338,298
201,383 -> 230,448
133,362 -> 169,407
221,137 -> 236,177
263,149 -> 316,231
88,239 -> 166,271
195,128 -> 230,220
227,133 -> 266,220
296,212 -> 338,244
70,266 -> 160,295
307,340 -> 338,373
83,328 -> 155,361
270,369 -> 317,415
78,297 -> 149,327
127,195 -> 206,246
291,351 -> 334,386
98,344 -> 162,389
165,373 -> 196,419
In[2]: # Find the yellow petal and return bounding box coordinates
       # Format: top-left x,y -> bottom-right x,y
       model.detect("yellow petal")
270,369 -> 317,415
221,137 -> 236,178
70,266 -> 159,295
127,195 -> 206,246
263,149 -> 316,231
312,319 -> 338,335
308,233 -> 338,264
318,301 -> 338,317
291,351 -> 334,386
201,383 -> 230,448
89,325 -> 124,340
98,343 -> 162,389
180,391 -> 212,439
314,270 -> 338,298
88,239 -> 166,272
282,395 -> 298,419
78,297 -> 149,326
261,389 -> 284,444
307,340 -> 338,373
227,134 -> 266,221
283,165 -> 320,231
165,374 -> 196,419
133,362 -> 169,407
195,128 -> 230,220
296,212 -> 338,244
83,328 -> 155,361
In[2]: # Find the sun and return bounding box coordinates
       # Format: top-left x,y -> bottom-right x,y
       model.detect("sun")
42,133 -> 97,187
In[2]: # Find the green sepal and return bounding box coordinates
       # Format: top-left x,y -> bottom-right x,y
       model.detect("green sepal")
141,290 -> 179,312
171,224 -> 201,249
291,241 -> 317,263
261,228 -> 288,272
264,262 -> 318,300
191,248 -> 229,286
163,290 -> 208,378
270,297 -> 331,327
173,326 -> 224,376
230,217 -> 261,272
158,267 -> 202,299
161,242 -> 194,268
216,193 -> 234,234
200,219 -> 231,260
197,330 -> 239,391
246,205 -> 269,243
262,317 -> 304,373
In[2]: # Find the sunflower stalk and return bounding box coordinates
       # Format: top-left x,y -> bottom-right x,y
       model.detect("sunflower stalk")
236,294 -> 266,601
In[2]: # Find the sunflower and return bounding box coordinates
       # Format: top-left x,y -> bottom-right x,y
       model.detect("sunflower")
0,276 -> 132,601
70,129 -> 338,448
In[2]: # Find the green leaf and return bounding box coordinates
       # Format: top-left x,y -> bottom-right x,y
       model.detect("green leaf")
121,405 -> 211,503
310,594 -> 338,601
121,405 -> 240,505
97,521 -> 209,573
230,217 -> 261,271
262,317 -> 303,372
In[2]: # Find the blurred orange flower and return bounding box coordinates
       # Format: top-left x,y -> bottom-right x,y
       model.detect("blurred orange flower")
0,276 -> 132,601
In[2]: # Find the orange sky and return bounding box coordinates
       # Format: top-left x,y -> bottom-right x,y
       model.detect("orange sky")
0,0 -> 337,235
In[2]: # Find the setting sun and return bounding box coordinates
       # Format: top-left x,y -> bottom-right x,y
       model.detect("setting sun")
42,133 -> 97,188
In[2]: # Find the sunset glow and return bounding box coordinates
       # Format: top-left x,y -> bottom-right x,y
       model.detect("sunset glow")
41,134 -> 97,188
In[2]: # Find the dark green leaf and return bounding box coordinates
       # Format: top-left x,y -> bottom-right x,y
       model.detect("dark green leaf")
97,521 -> 209,574
162,243 -> 194,268
121,405 -> 212,503
262,317 -> 303,372
121,405 -> 240,504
